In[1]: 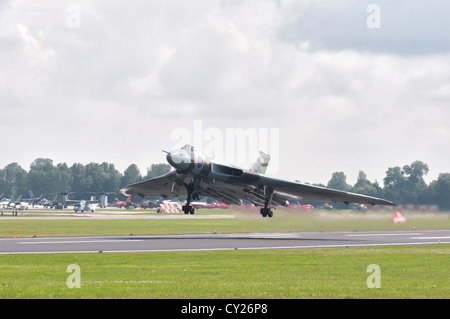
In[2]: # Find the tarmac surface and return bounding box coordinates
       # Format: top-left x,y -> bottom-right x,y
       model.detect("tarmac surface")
1,229 -> 449,254
0,209 -> 235,219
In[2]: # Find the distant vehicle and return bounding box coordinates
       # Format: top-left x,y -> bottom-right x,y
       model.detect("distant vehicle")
110,196 -> 136,209
139,199 -> 160,209
61,192 -> 100,213
349,203 -> 368,211
190,197 -> 228,209
287,200 -> 315,210
87,191 -> 114,208
205,199 -> 228,209
74,200 -> 99,213
206,201 -> 228,209
191,200 -> 208,209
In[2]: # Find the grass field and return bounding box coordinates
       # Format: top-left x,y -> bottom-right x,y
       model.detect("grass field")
0,245 -> 448,298
0,209 -> 448,299
1,209 -> 449,237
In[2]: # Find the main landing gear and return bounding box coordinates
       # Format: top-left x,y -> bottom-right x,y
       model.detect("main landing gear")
259,186 -> 274,218
182,204 -> 195,215
260,207 -> 273,218
260,194 -> 274,218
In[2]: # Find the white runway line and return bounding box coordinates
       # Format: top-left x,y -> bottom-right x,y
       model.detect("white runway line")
410,236 -> 450,240
18,239 -> 143,244
346,233 -> 424,237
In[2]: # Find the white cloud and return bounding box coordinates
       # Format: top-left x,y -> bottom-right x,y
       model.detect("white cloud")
0,0 -> 449,186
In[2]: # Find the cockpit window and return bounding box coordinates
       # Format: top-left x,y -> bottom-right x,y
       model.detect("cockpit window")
182,144 -> 194,151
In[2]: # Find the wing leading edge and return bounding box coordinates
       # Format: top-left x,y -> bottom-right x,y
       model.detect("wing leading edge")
257,174 -> 396,206
120,169 -> 395,207
119,146 -> 396,217
120,171 -> 187,198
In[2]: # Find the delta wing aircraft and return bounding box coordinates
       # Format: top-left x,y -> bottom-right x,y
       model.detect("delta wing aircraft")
120,144 -> 396,217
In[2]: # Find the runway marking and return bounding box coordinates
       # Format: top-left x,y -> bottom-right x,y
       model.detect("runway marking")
17,239 -> 144,245
410,236 -> 450,240
94,241 -> 450,253
346,233 -> 424,237
2,241 -> 449,255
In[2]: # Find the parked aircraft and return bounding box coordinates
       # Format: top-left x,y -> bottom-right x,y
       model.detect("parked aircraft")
61,192 -> 100,212
2,195 -> 23,208
22,191 -> 44,207
39,194 -> 60,208
73,200 -> 99,213
87,191 -> 115,208
120,144 -> 396,217
110,196 -> 136,209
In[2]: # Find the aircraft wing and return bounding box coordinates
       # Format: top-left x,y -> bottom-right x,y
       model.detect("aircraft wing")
120,170 -> 188,198
201,164 -> 396,207
258,175 -> 395,206
120,165 -> 396,207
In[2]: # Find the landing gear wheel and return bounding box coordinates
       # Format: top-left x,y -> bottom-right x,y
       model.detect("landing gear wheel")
260,208 -> 273,218
182,205 -> 195,215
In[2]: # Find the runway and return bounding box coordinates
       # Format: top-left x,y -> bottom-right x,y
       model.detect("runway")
1,229 -> 449,254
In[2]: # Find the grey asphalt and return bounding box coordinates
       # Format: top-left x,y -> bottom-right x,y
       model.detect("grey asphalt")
0,229 -> 449,254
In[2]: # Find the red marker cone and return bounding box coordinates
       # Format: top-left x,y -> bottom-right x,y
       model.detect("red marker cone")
393,211 -> 406,223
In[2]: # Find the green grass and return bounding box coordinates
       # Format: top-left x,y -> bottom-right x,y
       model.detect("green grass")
0,245 -> 448,298
0,209 -> 449,238
1,209 -> 448,299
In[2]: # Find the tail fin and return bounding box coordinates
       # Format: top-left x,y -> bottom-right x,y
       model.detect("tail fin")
250,151 -> 270,174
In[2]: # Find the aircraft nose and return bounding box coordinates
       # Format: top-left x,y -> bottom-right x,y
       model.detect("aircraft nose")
166,149 -> 191,171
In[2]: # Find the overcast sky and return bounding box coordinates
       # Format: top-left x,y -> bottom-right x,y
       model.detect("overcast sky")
1,0 -> 449,186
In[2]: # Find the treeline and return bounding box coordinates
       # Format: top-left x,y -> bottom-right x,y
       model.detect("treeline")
0,158 -> 449,210
320,160 -> 450,211
0,158 -> 171,201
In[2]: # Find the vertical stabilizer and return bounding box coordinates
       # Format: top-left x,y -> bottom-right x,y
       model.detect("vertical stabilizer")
250,151 -> 271,174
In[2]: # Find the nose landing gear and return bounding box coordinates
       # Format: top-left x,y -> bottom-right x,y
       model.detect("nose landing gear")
182,178 -> 200,215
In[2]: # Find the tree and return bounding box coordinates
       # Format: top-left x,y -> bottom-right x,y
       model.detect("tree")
101,162 -> 122,192
383,166 -> 407,203
383,161 -> 430,204
30,158 -> 54,171
145,163 -> 171,180
428,173 -> 450,211
403,161 -> 429,203
0,163 -> 28,198
55,163 -> 73,194
121,164 -> 142,188
28,158 -> 56,197
84,162 -> 122,195
353,173 -> 379,197
403,161 -> 429,184
26,158 -> 73,197
70,163 -> 88,195
327,172 -> 351,191
354,171 -> 369,189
